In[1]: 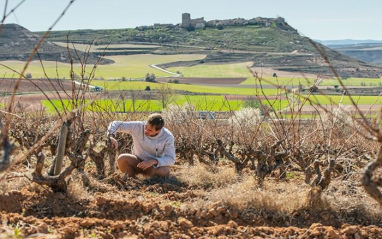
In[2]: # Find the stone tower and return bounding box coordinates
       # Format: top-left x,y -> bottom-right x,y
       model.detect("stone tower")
182,13 -> 191,28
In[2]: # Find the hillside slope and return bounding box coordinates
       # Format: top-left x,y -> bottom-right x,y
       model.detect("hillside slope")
329,43 -> 382,66
15,21 -> 382,78
41,23 -> 382,78
0,24 -> 113,65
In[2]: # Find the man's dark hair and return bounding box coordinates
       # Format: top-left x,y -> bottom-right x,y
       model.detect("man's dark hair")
147,113 -> 165,130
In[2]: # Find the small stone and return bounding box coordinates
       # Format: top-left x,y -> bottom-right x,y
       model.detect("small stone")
227,220 -> 238,228
178,217 -> 193,229
309,223 -> 323,229
231,209 -> 239,219
326,227 -> 339,239
159,221 -> 169,231
161,204 -> 173,216
209,225 -> 225,236
208,208 -> 219,217
310,228 -> 321,237
341,225 -> 359,235
354,232 -> 362,239
80,219 -> 96,227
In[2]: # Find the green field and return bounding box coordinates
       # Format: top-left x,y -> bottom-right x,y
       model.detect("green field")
168,62 -> 318,86
167,62 -> 253,78
320,77 -> 382,86
53,42 -> 160,53
298,94 -> 382,105
42,96 -> 242,113
41,95 -> 290,113
92,80 -> 280,96
3,52 -> 382,116
96,54 -> 205,79
0,54 -> 206,80
2,54 -> 380,88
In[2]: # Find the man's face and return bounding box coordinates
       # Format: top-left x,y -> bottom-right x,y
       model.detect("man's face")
144,123 -> 160,137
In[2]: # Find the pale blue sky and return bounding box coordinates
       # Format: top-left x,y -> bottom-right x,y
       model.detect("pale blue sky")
2,0 -> 382,40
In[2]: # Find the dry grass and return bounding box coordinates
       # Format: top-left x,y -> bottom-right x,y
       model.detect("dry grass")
174,162 -> 240,189
0,172 -> 31,193
66,170 -> 95,201
324,178 -> 382,220
174,162 -> 308,213
207,176 -> 309,212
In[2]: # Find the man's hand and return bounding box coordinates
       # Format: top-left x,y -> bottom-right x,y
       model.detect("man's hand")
137,159 -> 158,171
108,136 -> 118,149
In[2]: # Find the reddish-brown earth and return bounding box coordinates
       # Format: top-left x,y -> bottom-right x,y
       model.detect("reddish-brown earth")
1,77 -> 381,238
1,165 -> 382,239
1,87 -> 382,238
0,78 -> 74,93
0,78 -> 105,112
1,93 -> 70,112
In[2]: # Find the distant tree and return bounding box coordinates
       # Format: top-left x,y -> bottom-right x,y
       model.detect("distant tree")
157,83 -> 174,109
129,89 -> 141,112
145,73 -> 156,82
118,90 -> 127,113
150,73 -> 156,81
273,73 -> 277,77
25,73 -> 32,79
217,24 -> 224,30
145,86 -> 151,91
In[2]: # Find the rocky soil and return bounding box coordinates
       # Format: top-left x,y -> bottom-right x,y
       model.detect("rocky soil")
1,161 -> 382,239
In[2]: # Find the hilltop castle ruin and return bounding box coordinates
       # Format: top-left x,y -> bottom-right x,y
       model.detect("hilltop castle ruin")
181,13 -> 206,29
151,13 -> 295,32
180,13 -> 292,31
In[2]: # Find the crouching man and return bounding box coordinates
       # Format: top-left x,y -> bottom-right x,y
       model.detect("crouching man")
107,113 -> 175,178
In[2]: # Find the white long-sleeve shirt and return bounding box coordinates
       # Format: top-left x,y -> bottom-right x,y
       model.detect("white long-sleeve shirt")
107,121 -> 175,167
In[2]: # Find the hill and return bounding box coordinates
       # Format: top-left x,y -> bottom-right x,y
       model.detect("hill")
328,43 -> 382,66
0,24 -> 113,65
38,20 -> 382,78
1,17 -> 381,78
